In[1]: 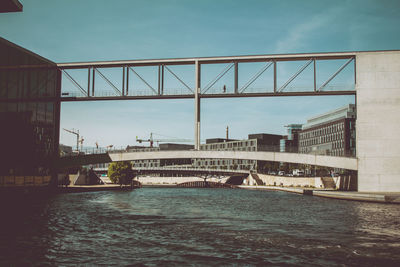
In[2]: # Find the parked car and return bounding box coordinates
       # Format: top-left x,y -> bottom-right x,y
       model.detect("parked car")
278,171 -> 285,176
292,169 -> 305,177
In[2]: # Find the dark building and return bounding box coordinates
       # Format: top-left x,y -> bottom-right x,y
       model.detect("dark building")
159,143 -> 194,150
205,138 -> 237,144
248,133 -> 284,151
0,37 -> 61,178
299,104 -> 356,157
0,0 -> 23,13
280,124 -> 302,153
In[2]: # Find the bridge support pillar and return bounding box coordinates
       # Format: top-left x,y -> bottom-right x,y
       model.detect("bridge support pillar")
356,51 -> 400,192
195,60 -> 201,150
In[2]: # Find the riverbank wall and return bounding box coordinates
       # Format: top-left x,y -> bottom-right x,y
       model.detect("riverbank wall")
137,176 -> 226,185
247,173 -> 354,190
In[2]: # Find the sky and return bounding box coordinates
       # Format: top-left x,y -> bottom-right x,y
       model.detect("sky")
1,0 -> 399,148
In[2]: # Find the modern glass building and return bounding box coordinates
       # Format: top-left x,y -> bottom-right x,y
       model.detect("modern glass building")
0,37 -> 61,180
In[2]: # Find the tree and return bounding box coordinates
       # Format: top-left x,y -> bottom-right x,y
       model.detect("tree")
107,161 -> 134,185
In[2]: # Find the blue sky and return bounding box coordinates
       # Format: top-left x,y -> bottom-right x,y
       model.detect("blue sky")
1,0 -> 399,148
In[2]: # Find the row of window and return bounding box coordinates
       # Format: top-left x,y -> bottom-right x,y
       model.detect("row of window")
201,140 -> 256,150
200,146 -> 257,152
0,69 -> 58,99
195,159 -> 255,165
300,122 -> 345,139
300,132 -> 345,147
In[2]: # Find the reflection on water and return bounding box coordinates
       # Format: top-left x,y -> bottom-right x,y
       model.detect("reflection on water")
0,188 -> 399,266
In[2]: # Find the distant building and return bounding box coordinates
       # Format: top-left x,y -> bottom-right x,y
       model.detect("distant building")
128,143 -> 194,168
298,104 -> 356,157
59,144 -> 73,156
280,124 -> 302,153
193,133 -> 284,171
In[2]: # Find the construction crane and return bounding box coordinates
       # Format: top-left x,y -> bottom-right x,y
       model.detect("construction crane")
136,133 -> 193,147
63,128 -> 81,152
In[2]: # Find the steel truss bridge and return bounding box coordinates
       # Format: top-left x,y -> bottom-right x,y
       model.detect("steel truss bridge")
58,52 -> 355,101
58,51 -> 356,150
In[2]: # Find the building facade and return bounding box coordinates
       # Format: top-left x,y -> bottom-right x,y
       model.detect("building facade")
193,133 -> 284,171
298,104 -> 356,157
280,124 -> 302,153
0,37 -> 61,177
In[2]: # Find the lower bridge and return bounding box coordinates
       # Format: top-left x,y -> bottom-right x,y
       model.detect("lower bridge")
93,166 -> 249,176
177,181 -> 238,189
59,150 -> 358,171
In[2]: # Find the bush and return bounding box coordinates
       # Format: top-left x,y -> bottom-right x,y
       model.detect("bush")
107,161 -> 134,185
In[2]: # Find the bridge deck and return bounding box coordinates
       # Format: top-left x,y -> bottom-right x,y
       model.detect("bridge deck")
59,150 -> 357,171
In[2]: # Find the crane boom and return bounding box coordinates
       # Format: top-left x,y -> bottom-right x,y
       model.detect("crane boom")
136,133 -> 193,147
63,128 -> 80,152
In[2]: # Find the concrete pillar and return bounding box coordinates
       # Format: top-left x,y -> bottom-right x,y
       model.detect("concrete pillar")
356,51 -> 400,192
195,60 -> 201,150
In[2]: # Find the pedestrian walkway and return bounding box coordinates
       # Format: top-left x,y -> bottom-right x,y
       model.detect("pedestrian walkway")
239,185 -> 400,204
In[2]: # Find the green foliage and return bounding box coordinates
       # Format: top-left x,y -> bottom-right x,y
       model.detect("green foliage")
107,161 -> 134,185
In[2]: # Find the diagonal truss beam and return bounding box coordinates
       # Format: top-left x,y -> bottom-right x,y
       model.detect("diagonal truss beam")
240,61 -> 273,93
318,58 -> 354,91
95,68 -> 122,95
61,69 -> 87,95
278,59 -> 313,93
128,67 -> 158,95
164,65 -> 194,93
202,62 -> 234,94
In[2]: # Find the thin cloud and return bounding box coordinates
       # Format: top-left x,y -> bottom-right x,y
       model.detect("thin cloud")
273,7 -> 343,53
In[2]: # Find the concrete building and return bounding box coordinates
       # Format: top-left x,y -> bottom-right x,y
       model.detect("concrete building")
356,51 -> 400,191
299,104 -> 356,157
193,134 -> 284,171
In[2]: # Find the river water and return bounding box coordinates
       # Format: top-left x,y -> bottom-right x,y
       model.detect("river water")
0,188 -> 399,266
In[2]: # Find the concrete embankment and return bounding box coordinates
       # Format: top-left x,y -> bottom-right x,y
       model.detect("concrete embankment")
137,176 -> 226,186
239,185 -> 400,204
57,184 -> 131,193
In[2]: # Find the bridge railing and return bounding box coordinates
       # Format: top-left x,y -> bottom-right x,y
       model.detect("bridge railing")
61,144 -> 356,159
199,145 -> 356,158
93,166 -> 249,174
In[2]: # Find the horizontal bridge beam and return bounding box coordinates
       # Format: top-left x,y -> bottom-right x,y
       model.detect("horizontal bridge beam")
57,90 -> 356,102
107,150 -> 358,170
56,51 -> 358,69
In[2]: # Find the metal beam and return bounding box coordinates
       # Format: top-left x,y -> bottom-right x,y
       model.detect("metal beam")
195,60 -> 201,150
57,51 -> 361,69
164,65 -> 193,94
128,67 -> 157,95
56,90 -> 356,102
95,68 -> 122,95
87,67 -> 90,97
126,65 -> 129,95
234,62 -> 238,94
202,62 -> 234,94
318,57 -> 354,91
122,67 -> 125,96
92,67 -> 95,96
61,69 -> 87,96
278,59 -> 313,93
313,59 -> 316,92
239,61 -> 273,93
